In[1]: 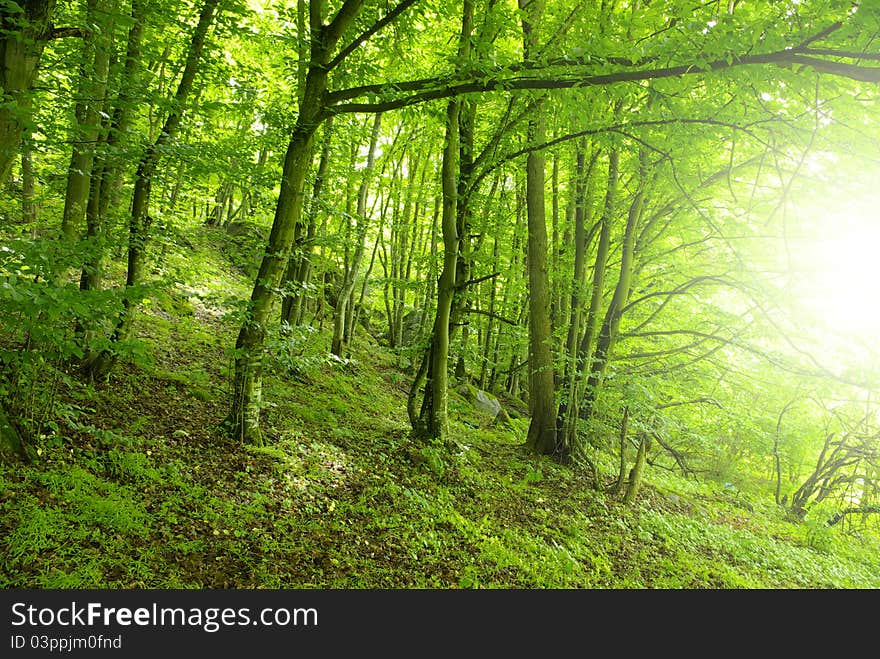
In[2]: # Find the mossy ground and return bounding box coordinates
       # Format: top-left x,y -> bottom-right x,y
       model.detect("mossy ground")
2,224 -> 879,589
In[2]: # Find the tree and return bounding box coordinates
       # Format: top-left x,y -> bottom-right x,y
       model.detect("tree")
225,0 -> 389,444
84,0 -> 222,379
209,0 -> 880,452
0,0 -> 71,185
330,112 -> 382,357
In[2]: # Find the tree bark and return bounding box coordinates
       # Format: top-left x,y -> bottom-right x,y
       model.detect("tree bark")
623,431 -> 649,505
20,129 -> 36,223
226,0 -> 366,444
60,0 -> 112,244
612,405 -> 630,496
412,0 -> 473,442
331,112 -> 382,356
554,141 -> 599,459
518,0 -> 556,456
558,147 -> 615,453
0,0 -> 55,186
78,0 -> 147,298
581,147 -> 648,421
281,117 -> 333,327
84,0 -> 220,380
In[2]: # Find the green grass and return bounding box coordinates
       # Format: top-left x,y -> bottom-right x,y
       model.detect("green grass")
2,222 -> 879,589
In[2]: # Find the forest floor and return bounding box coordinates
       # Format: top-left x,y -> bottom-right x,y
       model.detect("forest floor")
2,223 -> 879,589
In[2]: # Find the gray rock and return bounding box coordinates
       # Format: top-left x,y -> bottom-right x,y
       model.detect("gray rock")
475,389 -> 502,417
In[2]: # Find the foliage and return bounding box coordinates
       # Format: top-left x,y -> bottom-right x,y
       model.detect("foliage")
2,0 -> 880,589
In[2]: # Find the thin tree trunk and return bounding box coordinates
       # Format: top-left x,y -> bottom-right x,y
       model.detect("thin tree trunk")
581,147 -> 649,421
79,0 -> 147,298
416,97 -> 460,441
774,399 -> 797,506
84,0 -> 220,380
414,0 -> 472,442
20,130 -> 36,223
554,141 -> 599,459
613,406 -> 630,496
0,0 -> 56,186
281,117 -> 333,326
226,0 -> 365,444
60,0 -> 112,245
623,431 -> 649,505
331,112 -> 382,356
479,231 -> 500,389
561,141 -> 620,458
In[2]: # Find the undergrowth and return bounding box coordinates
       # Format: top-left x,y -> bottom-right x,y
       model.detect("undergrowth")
2,223 -> 879,589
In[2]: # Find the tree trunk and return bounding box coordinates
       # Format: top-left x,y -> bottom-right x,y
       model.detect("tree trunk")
415,98 -> 461,441
226,0 -> 365,444
479,231 -> 500,389
281,117 -> 333,327
413,0 -> 473,442
774,400 -> 797,506
613,406 -> 630,496
331,112 -> 382,356
0,0 -> 55,186
522,115 -> 556,454
559,147 -> 615,455
20,130 -> 36,223
60,0 -> 112,245
554,141 -> 598,459
581,147 -> 648,421
623,431 -> 649,506
84,0 -> 220,380
78,0 -> 147,298
518,0 -> 555,455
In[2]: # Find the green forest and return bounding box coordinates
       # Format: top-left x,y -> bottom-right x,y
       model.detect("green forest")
2,0 -> 880,589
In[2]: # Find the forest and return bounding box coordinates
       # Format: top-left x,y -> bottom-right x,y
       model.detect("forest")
1,0 -> 880,589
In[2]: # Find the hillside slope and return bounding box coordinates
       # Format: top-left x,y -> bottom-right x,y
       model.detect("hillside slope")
2,224 -> 879,589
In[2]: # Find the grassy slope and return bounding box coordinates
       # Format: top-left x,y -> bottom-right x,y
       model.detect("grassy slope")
2,224 -> 879,589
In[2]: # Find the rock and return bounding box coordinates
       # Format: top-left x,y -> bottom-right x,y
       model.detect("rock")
475,389 -> 502,417
493,406 -> 513,428
457,383 -> 477,402
458,385 -> 511,427
401,308 -> 423,346
225,220 -> 266,239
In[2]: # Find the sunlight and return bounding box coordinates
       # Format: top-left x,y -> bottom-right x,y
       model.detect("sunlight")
789,189 -> 880,340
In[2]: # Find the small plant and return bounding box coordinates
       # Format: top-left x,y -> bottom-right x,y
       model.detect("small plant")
802,514 -> 835,553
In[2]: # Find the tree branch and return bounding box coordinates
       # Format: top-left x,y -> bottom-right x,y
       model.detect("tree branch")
656,398 -> 722,410
465,307 -> 517,326
325,41 -> 880,115
621,275 -> 734,315
458,271 -> 501,289
48,26 -> 85,40
323,0 -> 365,55
793,21 -> 843,50
826,505 -> 880,527
327,0 -> 419,71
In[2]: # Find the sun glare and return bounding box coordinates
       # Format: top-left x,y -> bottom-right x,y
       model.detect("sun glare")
789,191 -> 880,341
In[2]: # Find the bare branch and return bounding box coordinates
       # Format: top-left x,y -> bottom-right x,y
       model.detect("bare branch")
458,271 -> 501,289
48,26 -> 85,39
827,505 -> 880,527
328,0 -> 419,71
656,397 -> 723,410
325,41 -> 880,115
465,307 -> 518,326
793,21 -> 843,50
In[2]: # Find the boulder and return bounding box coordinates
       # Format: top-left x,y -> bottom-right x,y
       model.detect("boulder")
401,308 -> 422,346
475,389 -> 502,417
